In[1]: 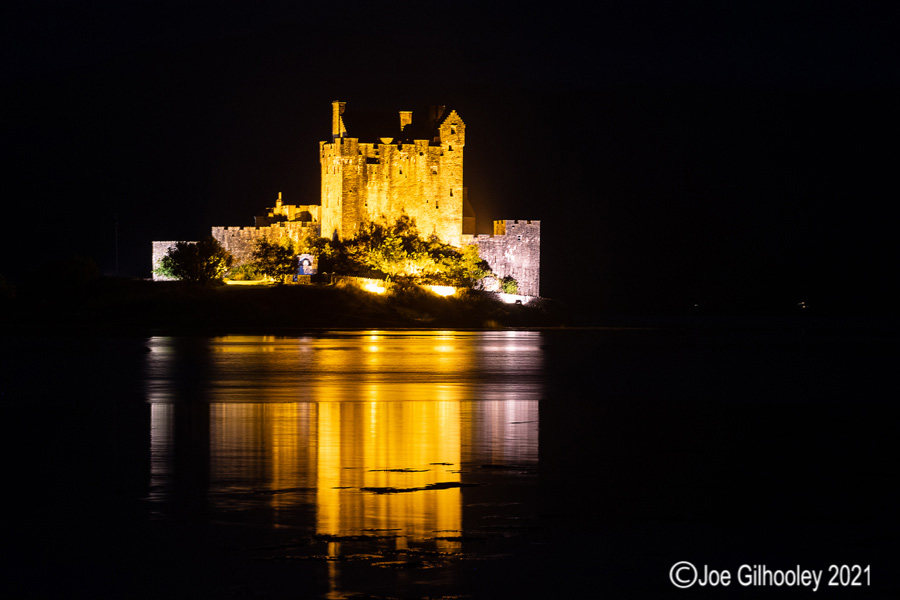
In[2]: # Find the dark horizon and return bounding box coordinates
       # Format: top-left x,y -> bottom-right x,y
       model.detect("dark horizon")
3,2 -> 898,316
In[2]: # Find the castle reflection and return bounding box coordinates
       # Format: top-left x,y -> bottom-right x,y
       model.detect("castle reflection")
147,332 -> 542,560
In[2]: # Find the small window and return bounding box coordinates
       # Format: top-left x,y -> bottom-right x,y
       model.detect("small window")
517,235 -> 522,241
449,188 -> 453,196
431,166 -> 437,175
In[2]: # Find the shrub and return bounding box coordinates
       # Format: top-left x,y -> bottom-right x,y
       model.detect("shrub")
157,237 -> 233,284
500,275 -> 519,295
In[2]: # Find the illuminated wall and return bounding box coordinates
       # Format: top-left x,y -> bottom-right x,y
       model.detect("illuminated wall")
151,241 -> 189,281
321,102 -> 466,245
211,221 -> 319,268
463,219 -> 542,297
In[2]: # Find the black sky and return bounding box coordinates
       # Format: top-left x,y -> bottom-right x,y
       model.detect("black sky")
3,1 -> 898,315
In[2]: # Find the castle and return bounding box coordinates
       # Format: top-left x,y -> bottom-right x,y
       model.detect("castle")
154,101 -> 541,296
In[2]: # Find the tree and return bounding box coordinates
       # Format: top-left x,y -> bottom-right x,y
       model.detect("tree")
250,238 -> 296,282
307,215 -> 494,287
156,237 -> 233,283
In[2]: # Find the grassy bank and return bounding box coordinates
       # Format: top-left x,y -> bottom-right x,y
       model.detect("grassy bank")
0,278 -> 567,334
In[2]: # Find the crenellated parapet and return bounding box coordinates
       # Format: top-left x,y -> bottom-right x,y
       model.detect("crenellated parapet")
254,192 -> 320,226
154,100 -> 541,295
211,220 -> 319,267
320,102 -> 465,245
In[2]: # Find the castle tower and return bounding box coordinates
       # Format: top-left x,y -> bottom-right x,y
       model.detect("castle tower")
319,101 -> 465,245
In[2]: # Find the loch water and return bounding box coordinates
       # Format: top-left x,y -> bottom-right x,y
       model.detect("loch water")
2,327 -> 898,598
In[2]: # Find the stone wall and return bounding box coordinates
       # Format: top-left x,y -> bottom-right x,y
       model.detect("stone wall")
151,241 -> 192,281
254,192 -> 320,226
320,103 -> 465,245
211,221 -> 319,266
463,220 -> 541,297
154,101 -> 541,296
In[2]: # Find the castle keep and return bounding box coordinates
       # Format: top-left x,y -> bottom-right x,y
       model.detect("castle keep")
322,101 -> 472,245
157,101 -> 540,296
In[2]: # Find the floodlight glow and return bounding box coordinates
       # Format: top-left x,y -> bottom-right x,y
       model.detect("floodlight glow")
427,285 -> 456,297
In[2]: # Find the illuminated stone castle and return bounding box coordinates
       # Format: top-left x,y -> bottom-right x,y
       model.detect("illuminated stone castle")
322,101 -> 472,245
158,101 -> 541,295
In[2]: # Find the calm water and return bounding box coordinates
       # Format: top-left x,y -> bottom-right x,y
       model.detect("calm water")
146,332 -> 543,598
3,327 -> 899,598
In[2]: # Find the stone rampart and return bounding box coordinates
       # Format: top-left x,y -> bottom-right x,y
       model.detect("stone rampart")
463,220 -> 541,297
151,240 -> 193,281
211,221 -> 319,267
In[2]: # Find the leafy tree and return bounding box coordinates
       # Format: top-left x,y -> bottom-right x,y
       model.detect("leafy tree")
500,275 -> 519,295
251,238 -> 296,282
307,215 -> 493,288
226,263 -> 263,281
449,244 -> 491,287
156,236 -> 233,283
324,215 -> 491,285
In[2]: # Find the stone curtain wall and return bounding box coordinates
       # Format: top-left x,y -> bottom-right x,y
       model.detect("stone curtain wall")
211,221 -> 319,267
464,220 -> 541,297
153,102 -> 541,293
151,241 -> 190,281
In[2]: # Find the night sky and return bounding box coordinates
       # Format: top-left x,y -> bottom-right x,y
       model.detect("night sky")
4,1 -> 898,316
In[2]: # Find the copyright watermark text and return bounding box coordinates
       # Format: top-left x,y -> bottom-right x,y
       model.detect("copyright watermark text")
669,562 -> 871,592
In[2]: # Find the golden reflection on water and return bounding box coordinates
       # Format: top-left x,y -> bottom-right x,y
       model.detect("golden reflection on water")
148,331 -> 541,582
315,400 -> 461,548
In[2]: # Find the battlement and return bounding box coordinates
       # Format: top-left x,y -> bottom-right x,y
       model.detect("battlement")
157,99 -> 542,296
211,220 -> 319,266
320,101 -> 465,244
253,192 -> 320,226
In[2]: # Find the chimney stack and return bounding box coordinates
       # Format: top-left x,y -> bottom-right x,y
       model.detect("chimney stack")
399,110 -> 412,132
332,101 -> 347,140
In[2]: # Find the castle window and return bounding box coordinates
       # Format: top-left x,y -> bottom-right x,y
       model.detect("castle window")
517,235 -> 522,241
449,188 -> 453,196
431,166 -> 437,175
451,124 -> 457,134
436,201 -> 439,209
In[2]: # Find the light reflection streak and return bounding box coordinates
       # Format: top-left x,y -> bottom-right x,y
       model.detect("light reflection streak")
146,331 -> 542,594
